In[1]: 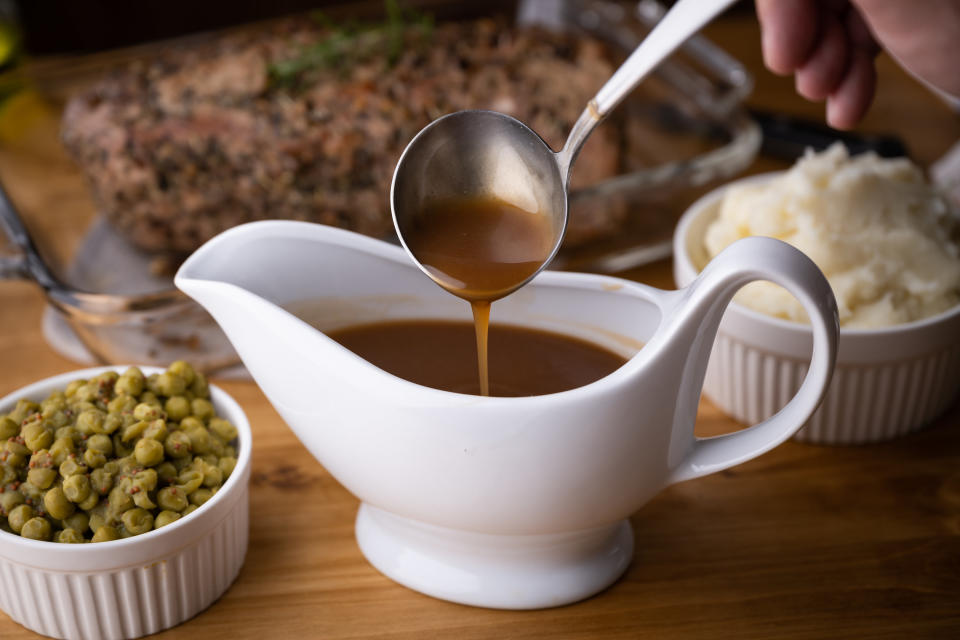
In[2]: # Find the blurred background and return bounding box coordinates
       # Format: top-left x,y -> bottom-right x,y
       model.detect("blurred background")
0,0 -> 958,376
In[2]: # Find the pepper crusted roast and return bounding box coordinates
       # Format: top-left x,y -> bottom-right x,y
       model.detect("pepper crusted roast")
61,17 -> 625,255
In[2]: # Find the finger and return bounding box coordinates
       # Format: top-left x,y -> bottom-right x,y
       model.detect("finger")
795,13 -> 850,100
756,0 -> 821,74
826,50 -> 877,129
844,6 -> 880,54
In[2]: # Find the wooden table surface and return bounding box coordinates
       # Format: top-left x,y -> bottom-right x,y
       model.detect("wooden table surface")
2,9 -> 960,640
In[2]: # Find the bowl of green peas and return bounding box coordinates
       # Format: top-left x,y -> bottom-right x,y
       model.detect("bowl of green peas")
0,363 -> 251,640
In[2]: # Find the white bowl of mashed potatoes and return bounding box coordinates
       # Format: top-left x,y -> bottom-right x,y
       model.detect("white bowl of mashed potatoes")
674,145 -> 960,444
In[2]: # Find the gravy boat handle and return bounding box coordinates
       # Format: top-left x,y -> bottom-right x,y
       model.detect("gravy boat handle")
660,236 -> 839,484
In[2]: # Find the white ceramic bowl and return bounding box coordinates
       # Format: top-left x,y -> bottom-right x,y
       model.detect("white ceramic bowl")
674,174 -> 960,444
0,366 -> 251,640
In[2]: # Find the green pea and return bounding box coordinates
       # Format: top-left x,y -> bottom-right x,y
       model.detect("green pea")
54,425 -> 80,444
157,486 -> 188,512
8,504 -> 33,533
190,398 -> 215,422
77,409 -> 106,436
20,516 -> 52,541
154,510 -> 181,529
164,431 -> 192,459
121,508 -> 154,535
133,491 -> 157,510
22,422 -> 53,452
92,371 -> 119,392
117,457 -> 141,475
49,436 -> 75,466
190,373 -> 209,399
172,455 -> 194,472
134,438 -> 164,467
107,393 -> 136,414
164,396 -> 190,422
55,528 -> 86,543
208,417 -> 237,443
142,419 -> 168,442
78,491 -> 100,512
207,436 -> 225,457
168,361 -> 196,385
88,511 -> 105,533
4,439 -> 28,467
182,504 -> 199,517
88,434 -> 114,455
27,467 -> 57,490
10,399 -> 40,423
64,379 -> 85,398
184,425 -> 212,455
44,486 -> 75,520
90,468 -> 114,497
189,488 -> 215,507
177,469 -> 204,494
133,403 -> 163,422
156,461 -> 178,485
121,420 -> 149,443
108,486 -> 133,513
134,468 -> 158,492
63,511 -> 90,533
43,410 -> 69,429
0,416 -> 19,440
0,465 -> 16,485
63,474 -> 92,504
113,434 -> 134,458
201,463 -> 223,488
40,392 -> 66,412
92,525 -> 120,543
59,457 -> 88,477
0,490 -> 25,515
98,414 -> 123,435
154,372 -> 186,398
114,373 -> 144,397
18,481 -> 42,504
84,449 -> 107,469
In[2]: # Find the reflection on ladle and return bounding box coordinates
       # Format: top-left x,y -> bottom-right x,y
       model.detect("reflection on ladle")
392,0 -> 738,395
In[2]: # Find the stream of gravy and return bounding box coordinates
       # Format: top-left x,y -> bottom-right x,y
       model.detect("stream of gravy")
403,197 -> 555,395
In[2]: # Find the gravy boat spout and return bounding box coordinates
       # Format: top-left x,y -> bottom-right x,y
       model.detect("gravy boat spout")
175,221 -> 837,610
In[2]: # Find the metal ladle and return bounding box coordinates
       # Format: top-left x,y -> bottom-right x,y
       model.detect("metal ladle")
392,0 -> 737,292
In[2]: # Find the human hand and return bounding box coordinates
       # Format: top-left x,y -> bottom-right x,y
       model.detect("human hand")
756,0 -> 879,130
756,0 -> 960,130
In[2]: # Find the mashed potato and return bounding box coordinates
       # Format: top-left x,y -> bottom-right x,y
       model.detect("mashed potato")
704,144 -> 960,328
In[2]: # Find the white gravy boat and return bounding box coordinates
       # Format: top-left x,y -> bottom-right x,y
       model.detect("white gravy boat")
175,222 -> 838,609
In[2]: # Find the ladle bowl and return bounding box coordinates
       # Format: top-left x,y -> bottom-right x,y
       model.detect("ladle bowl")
391,0 -> 739,290
391,110 -> 568,297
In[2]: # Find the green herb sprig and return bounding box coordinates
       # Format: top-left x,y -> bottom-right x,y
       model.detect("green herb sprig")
268,0 -> 434,90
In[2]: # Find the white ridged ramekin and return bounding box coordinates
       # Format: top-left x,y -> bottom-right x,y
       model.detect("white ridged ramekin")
674,174 -> 960,444
0,366 -> 251,639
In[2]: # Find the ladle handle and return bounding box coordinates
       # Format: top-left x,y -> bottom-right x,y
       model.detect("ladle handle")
558,0 -> 738,174
662,237 -> 839,484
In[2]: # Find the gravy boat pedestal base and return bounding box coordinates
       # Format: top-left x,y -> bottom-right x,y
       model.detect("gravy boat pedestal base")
175,222 -> 838,611
357,504 -> 633,609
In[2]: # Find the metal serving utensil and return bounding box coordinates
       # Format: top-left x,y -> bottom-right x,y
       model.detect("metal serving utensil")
0,180 -> 184,323
392,0 -> 737,289
0,180 -> 238,372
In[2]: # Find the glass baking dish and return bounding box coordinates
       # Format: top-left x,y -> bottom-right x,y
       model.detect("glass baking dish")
0,0 -> 759,371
